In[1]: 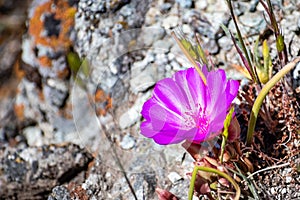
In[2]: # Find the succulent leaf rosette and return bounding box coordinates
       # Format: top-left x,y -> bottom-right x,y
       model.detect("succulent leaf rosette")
140,66 -> 239,145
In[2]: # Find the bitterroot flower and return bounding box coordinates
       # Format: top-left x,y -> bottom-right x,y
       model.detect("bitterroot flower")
140,67 -> 239,145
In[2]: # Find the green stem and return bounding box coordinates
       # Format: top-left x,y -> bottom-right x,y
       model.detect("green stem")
246,57 -> 300,146
188,166 -> 241,200
266,0 -> 279,34
220,135 -> 226,164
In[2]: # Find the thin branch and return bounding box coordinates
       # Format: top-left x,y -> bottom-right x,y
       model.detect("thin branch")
247,162 -> 290,179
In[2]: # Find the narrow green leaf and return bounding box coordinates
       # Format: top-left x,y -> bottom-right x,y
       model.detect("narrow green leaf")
262,40 -> 272,83
253,36 -> 262,69
210,182 -> 218,190
171,31 -> 207,84
220,107 -> 234,163
81,58 -> 90,77
195,34 -> 209,66
173,29 -> 209,67
276,34 -> 285,52
67,51 -> 81,73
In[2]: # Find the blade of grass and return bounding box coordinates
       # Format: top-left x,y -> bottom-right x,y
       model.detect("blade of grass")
229,31 -> 255,81
229,163 -> 260,200
226,0 -> 257,83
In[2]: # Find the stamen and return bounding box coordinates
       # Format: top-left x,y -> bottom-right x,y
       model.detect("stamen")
182,104 -> 209,132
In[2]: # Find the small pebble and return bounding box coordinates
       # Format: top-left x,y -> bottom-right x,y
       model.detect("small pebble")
167,172 -> 183,184
285,176 -> 292,184
270,187 -> 277,195
120,133 -> 136,150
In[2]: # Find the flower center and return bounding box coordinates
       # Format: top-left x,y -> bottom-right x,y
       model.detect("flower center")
182,105 -> 209,133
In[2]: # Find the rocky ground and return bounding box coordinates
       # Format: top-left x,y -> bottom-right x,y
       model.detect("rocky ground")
0,0 -> 299,199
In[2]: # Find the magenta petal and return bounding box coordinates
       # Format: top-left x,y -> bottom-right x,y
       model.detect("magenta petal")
225,80 -> 239,108
206,69 -> 226,109
140,120 -> 184,140
141,98 -> 182,126
152,128 -> 204,145
152,132 -> 184,145
174,68 -> 206,110
200,64 -> 209,77
153,78 -> 188,115
185,68 -> 207,109
209,111 -> 227,133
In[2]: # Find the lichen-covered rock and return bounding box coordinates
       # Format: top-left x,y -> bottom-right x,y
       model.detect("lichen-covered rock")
12,0 -> 80,146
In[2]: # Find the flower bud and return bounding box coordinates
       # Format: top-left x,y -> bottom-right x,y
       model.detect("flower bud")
155,188 -> 179,200
227,116 -> 241,142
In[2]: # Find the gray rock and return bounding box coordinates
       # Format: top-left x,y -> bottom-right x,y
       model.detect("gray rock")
119,107 -> 140,129
120,133 -> 136,150
75,0 -> 151,57
162,15 -> 179,29
160,3 -> 172,12
145,7 -> 162,25
176,0 -> 192,8
43,83 -> 68,108
183,10 -> 216,39
1,144 -> 93,199
167,172 -> 183,184
22,126 -> 43,146
153,39 -> 173,54
155,52 -> 168,64
239,12 -> 264,27
139,27 -> 166,47
202,38 -> 219,55
130,58 -> 150,77
218,36 -> 233,51
0,39 -> 21,83
130,65 -> 157,93
169,178 -> 190,198
195,0 -> 208,10
170,60 -> 183,71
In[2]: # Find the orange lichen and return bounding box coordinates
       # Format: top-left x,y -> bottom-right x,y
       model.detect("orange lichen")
13,59 -> 25,80
38,90 -> 45,101
94,89 -> 113,116
14,104 -> 25,121
94,89 -> 105,102
59,101 -> 73,119
68,184 -> 89,200
57,66 -> 70,79
29,0 -> 76,51
38,56 -> 52,67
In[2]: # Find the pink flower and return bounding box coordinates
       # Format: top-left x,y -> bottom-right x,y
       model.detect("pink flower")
140,67 -> 239,145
